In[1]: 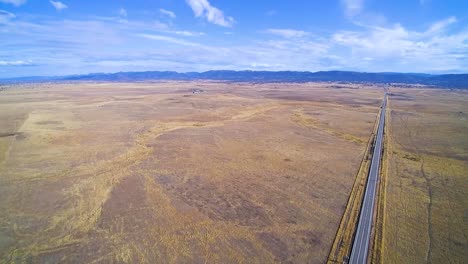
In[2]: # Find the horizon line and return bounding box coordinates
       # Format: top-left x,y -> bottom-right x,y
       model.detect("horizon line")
2,69 -> 468,80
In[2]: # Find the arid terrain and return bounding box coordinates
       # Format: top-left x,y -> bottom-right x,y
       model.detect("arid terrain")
378,88 -> 468,263
0,82 -> 383,263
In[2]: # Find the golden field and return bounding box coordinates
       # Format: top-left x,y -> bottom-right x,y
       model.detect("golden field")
378,88 -> 468,263
0,81 -> 383,263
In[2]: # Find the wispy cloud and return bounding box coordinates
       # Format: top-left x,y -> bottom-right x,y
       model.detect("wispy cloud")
426,16 -> 456,34
266,29 -> 309,38
153,20 -> 169,30
0,11 -> 466,77
119,8 -> 127,18
332,17 -> 468,71
50,1 -> 68,11
137,33 -> 201,46
0,9 -> 15,24
341,0 -> 364,17
159,8 -> 176,19
0,60 -> 33,66
117,8 -> 128,23
185,0 -> 234,27
172,30 -> 205,37
0,0 -> 26,6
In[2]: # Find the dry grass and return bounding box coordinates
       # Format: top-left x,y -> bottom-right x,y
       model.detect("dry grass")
0,81 -> 382,263
377,88 -> 468,263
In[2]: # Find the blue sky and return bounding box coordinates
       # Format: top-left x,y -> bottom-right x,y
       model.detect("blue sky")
0,0 -> 467,77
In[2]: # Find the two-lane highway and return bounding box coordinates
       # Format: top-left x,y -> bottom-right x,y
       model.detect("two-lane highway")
349,93 -> 387,264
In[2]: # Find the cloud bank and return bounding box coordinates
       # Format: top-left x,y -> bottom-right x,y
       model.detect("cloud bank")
0,1 -> 466,78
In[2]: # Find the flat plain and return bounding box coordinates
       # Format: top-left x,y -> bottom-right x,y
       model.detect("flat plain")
379,88 -> 468,263
0,82 -> 382,263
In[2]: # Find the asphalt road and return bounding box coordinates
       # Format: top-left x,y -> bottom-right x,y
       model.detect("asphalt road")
349,93 -> 387,264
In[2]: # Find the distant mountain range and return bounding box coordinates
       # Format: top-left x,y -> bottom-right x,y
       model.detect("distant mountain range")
2,70 -> 468,88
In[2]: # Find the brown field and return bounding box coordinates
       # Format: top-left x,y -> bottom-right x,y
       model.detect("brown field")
0,81 -> 383,263
378,88 -> 468,263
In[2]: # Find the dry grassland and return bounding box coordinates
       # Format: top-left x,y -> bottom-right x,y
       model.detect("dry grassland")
0,82 -> 382,263
378,88 -> 468,263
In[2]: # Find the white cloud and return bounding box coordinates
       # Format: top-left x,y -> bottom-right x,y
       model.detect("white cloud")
117,8 -> 127,23
185,0 -> 234,27
333,24 -> 410,56
332,17 -> 468,71
137,33 -> 201,46
0,9 -> 15,24
266,29 -> 309,38
172,30 -> 205,37
153,20 -> 169,30
342,0 -> 364,17
0,0 -> 26,6
50,1 -> 67,11
0,13 -> 466,77
119,8 -> 127,17
426,16 -> 456,34
0,60 -> 32,66
159,8 -> 176,19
